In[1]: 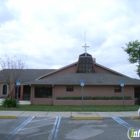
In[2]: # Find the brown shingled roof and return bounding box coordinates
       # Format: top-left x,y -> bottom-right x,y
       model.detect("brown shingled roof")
0,69 -> 56,83
24,73 -> 140,86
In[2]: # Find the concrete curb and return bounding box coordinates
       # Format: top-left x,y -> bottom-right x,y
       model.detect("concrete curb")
0,116 -> 17,119
72,116 -> 103,120
131,116 -> 140,119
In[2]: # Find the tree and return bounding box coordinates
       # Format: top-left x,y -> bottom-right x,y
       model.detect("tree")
123,40 -> 140,77
0,55 -> 25,99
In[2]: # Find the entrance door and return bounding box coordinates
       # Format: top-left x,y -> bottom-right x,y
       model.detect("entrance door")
23,85 -> 31,100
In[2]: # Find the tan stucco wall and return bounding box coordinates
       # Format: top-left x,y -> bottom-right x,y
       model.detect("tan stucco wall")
32,98 -> 53,105
30,86 -> 53,105
41,63 -> 77,79
95,64 -> 123,76
0,83 -> 23,99
53,85 -> 134,99
31,85 -> 135,105
53,100 -> 134,106
0,83 -> 11,98
0,83 -> 4,97
41,62 -> 123,80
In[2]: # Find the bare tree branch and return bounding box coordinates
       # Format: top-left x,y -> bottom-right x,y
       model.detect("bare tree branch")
0,55 -> 26,98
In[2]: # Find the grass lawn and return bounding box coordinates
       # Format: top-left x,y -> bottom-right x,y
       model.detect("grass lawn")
0,105 -> 139,112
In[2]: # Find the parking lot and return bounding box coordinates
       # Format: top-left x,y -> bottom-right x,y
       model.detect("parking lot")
0,116 -> 140,140
0,116 -> 59,140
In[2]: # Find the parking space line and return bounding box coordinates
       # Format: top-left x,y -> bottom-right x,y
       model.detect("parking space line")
11,116 -> 35,134
14,117 -> 58,140
112,117 -> 139,130
53,117 -> 61,140
48,117 -> 58,140
30,117 -> 56,122
15,116 -> 35,133
112,117 -> 130,129
20,123 -> 55,131
3,116 -> 34,140
3,116 -> 61,140
25,131 -> 52,138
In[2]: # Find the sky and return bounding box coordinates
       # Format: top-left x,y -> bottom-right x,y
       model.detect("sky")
0,0 -> 140,79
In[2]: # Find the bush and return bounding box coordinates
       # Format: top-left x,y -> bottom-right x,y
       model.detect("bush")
2,98 -> 19,107
56,96 -> 132,100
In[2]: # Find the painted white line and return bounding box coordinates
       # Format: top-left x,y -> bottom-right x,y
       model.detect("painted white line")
13,117 -> 58,140
20,123 -> 55,131
53,117 -> 61,140
48,117 -> 58,140
112,117 -> 139,131
112,117 -> 130,129
5,116 -> 34,140
6,117 -> 58,140
30,117 -> 56,123
16,116 -> 35,132
23,130 -> 53,138
114,117 -> 129,125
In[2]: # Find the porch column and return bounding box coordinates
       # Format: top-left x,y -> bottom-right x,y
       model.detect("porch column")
20,85 -> 23,100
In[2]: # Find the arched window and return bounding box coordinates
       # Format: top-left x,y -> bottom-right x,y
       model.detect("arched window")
2,84 -> 8,95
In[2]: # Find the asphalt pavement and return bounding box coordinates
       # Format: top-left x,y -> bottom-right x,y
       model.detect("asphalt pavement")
1,116 -> 140,140
1,99 -> 140,140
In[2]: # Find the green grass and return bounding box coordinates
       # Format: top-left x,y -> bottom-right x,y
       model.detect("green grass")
0,105 -> 139,112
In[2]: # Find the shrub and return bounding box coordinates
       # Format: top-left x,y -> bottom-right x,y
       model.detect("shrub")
2,98 -> 19,107
56,96 -> 132,100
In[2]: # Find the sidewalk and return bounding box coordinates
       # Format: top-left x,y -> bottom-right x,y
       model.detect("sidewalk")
0,99 -> 139,118
0,111 -> 138,118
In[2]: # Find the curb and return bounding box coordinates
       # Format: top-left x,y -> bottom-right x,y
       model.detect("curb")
72,116 -> 103,120
131,116 -> 140,119
0,116 -> 17,119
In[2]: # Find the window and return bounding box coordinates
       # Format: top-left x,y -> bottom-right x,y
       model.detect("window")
114,87 -> 121,92
66,86 -> 74,92
35,86 -> 52,98
2,84 -> 8,95
77,55 -> 94,73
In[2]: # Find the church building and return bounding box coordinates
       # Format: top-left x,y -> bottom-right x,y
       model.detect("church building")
0,44 -> 140,105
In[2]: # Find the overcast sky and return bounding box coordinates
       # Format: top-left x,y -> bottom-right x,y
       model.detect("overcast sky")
0,0 -> 140,79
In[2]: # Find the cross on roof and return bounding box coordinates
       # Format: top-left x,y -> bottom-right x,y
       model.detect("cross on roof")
82,43 -> 89,57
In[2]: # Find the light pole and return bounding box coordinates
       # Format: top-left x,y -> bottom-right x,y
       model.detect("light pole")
80,80 -> 85,110
120,81 -> 125,109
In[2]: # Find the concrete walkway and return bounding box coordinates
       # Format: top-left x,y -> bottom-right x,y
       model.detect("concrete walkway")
0,99 -> 139,118
0,111 -> 138,118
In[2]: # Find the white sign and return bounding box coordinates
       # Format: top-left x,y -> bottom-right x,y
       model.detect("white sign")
80,80 -> 85,86
120,81 -> 124,87
16,79 -> 20,86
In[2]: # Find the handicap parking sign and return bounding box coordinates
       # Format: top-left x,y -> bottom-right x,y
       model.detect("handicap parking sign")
80,80 -> 85,86
16,79 -> 20,86
120,81 -> 124,87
